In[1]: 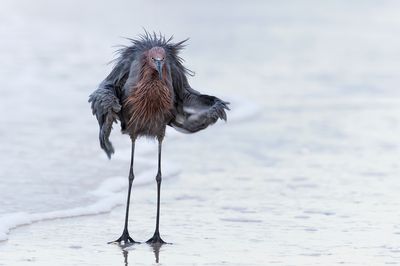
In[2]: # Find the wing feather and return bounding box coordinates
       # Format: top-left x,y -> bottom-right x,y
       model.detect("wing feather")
169,65 -> 230,133
88,83 -> 122,158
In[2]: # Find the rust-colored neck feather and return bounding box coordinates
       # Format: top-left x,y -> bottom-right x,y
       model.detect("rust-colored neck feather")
123,59 -> 173,133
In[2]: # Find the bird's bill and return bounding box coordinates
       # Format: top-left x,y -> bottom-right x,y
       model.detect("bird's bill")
155,60 -> 163,80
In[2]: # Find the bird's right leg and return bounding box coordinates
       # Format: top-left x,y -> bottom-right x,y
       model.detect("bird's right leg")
108,137 -> 139,245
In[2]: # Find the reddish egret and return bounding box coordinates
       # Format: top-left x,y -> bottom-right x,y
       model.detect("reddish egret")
89,32 -> 229,245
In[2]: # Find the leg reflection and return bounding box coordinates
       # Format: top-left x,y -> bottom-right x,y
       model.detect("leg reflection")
122,249 -> 128,266
150,243 -> 163,263
118,242 -> 166,264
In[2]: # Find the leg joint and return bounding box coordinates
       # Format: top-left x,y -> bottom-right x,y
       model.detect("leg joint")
156,172 -> 162,183
129,172 -> 135,181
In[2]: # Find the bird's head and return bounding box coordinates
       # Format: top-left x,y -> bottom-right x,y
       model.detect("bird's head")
147,46 -> 166,80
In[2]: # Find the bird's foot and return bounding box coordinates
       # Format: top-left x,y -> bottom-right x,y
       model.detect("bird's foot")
108,230 -> 140,246
146,231 -> 167,245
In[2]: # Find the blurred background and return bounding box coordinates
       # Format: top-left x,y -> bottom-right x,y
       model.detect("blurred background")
1,0 -> 400,265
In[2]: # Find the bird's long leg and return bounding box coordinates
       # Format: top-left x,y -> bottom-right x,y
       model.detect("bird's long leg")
109,137 -> 139,245
146,137 -> 166,244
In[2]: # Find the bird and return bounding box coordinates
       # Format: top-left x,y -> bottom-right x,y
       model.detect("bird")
88,32 -> 229,245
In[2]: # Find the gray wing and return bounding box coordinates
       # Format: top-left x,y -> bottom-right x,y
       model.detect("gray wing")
88,82 -> 122,158
170,86 -> 230,133
169,62 -> 230,133
88,42 -> 134,158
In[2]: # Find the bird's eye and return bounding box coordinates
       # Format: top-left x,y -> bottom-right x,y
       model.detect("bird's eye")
151,57 -> 155,60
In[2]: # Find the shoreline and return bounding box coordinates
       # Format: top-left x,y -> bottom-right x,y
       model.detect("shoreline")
0,166 -> 180,243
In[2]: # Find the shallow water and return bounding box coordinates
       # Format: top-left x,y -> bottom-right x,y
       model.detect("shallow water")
1,0 -> 400,265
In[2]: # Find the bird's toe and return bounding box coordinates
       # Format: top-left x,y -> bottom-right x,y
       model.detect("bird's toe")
146,232 -> 167,245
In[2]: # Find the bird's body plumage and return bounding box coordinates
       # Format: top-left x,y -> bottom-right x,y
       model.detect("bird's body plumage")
122,56 -> 174,139
89,32 -> 229,157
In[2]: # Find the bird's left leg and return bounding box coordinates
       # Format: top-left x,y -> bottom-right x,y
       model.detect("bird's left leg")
146,136 -> 166,244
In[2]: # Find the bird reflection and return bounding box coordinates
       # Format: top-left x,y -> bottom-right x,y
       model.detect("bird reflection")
150,243 -> 163,263
118,243 -> 166,265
